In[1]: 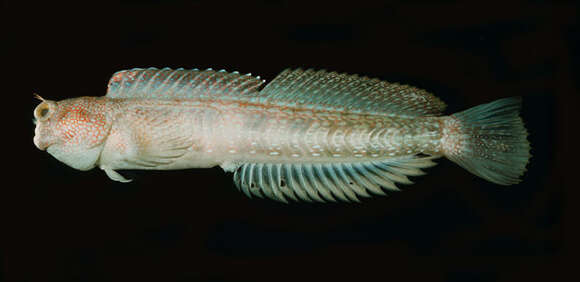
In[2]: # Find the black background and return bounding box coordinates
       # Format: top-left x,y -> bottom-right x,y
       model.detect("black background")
5,0 -> 576,281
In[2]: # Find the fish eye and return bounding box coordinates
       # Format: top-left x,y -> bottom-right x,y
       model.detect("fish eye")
34,102 -> 51,121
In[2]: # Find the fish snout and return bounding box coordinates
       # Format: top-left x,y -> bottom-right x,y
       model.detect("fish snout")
33,135 -> 52,151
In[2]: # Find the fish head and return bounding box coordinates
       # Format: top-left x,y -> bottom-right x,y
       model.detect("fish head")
33,95 -> 111,171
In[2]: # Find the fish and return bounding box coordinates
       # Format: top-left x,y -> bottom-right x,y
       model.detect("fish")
33,67 -> 531,203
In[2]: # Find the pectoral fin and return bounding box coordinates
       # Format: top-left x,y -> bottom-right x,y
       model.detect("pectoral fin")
126,111 -> 195,168
126,135 -> 192,168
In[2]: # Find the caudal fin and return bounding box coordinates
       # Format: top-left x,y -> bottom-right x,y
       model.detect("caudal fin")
441,97 -> 531,185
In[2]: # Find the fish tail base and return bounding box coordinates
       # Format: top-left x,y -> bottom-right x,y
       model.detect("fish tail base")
441,97 -> 531,185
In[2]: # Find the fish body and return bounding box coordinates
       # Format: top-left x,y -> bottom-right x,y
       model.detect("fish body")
33,68 -> 531,202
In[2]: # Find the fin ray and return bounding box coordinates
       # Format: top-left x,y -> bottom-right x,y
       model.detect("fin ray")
260,69 -> 447,116
106,67 -> 265,100
285,164 -> 311,202
232,156 -> 438,203
443,97 -> 531,185
107,68 -> 445,117
305,164 -> 336,202
316,164 -> 348,202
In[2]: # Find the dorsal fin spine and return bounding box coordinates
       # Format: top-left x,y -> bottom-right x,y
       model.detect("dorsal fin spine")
242,82 -> 262,95
237,76 -> 258,95
187,70 -> 205,96
209,71 -> 228,94
129,69 -> 146,94
198,71 -> 219,97
219,72 -> 239,93
165,69 -> 184,93
156,69 -> 174,95
147,69 -> 165,94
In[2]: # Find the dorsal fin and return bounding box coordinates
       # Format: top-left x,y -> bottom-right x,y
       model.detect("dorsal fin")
105,67 -> 266,100
260,69 -> 447,116
105,67 -> 446,116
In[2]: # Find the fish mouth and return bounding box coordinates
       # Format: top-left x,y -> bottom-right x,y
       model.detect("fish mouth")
33,137 -> 53,151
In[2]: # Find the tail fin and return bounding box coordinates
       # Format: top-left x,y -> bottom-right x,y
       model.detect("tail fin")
441,97 -> 531,185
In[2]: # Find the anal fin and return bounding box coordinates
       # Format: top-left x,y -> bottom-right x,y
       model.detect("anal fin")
232,155 -> 439,203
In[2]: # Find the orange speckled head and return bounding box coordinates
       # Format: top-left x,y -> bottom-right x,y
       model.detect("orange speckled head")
33,96 -> 112,170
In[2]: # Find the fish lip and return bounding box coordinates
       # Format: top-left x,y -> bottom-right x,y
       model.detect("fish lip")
33,138 -> 53,151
